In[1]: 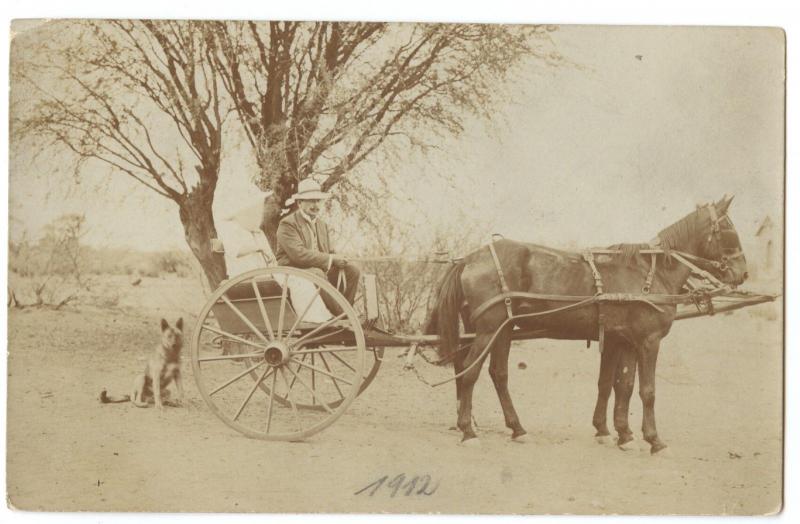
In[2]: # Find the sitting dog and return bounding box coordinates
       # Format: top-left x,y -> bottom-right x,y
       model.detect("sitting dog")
100,318 -> 184,410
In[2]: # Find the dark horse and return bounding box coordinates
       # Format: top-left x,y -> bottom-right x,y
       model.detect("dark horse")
425,196 -> 747,453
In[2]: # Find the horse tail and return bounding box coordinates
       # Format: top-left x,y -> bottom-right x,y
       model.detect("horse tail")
99,389 -> 130,404
424,262 -> 466,365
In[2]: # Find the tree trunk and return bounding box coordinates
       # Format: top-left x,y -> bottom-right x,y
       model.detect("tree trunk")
260,192 -> 284,252
178,190 -> 227,290
259,173 -> 297,252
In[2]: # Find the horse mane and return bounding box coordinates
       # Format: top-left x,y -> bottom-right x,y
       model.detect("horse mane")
602,208 -> 702,267
656,208 -> 701,261
606,243 -> 650,266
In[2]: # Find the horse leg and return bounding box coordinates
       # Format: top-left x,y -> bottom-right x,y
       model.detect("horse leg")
592,341 -> 621,440
450,349 -> 467,431
488,326 -> 527,441
612,348 -> 637,448
637,335 -> 667,454
454,307 -> 474,408
456,334 -> 491,444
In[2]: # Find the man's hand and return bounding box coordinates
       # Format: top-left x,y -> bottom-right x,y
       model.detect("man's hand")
332,256 -> 349,268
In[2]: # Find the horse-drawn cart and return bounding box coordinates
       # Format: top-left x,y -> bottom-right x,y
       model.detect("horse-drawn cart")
190,257 -> 777,442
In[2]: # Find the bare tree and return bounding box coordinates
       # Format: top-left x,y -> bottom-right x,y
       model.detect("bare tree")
15,20 -> 559,288
15,20 -> 228,287
207,22 -> 560,246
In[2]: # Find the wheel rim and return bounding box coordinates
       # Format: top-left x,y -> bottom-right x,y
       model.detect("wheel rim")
191,267 -> 366,441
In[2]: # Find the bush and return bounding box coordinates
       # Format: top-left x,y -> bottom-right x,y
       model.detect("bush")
9,214 -> 90,309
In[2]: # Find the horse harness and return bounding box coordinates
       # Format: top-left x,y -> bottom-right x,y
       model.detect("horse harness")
478,207 -> 739,354
420,205 -> 743,387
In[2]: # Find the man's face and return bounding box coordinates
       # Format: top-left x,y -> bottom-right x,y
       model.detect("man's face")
298,199 -> 322,220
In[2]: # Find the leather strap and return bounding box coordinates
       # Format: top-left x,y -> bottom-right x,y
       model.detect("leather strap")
488,239 -> 514,319
469,290 -> 673,324
582,251 -> 604,294
468,246 -> 730,324
643,253 -> 657,294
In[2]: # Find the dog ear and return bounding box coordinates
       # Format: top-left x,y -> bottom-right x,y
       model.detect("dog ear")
161,318 -> 169,332
176,318 -> 184,331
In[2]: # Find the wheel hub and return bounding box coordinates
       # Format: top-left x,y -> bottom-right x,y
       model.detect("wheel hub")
263,342 -> 290,366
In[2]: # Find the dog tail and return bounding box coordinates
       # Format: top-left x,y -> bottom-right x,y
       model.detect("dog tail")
99,389 -> 130,404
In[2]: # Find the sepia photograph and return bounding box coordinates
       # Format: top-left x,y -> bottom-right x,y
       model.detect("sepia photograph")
6,12 -> 785,517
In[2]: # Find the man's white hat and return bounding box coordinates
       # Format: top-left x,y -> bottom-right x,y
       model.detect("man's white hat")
292,178 -> 330,201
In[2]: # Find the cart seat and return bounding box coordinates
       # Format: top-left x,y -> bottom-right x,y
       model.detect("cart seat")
212,278 -> 298,335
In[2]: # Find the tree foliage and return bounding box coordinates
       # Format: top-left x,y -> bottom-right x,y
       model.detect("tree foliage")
14,20 -> 560,287
207,21 -> 560,241
15,20 -> 229,286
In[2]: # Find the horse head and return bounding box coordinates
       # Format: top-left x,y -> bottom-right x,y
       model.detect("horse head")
658,195 -> 749,287
691,195 -> 749,286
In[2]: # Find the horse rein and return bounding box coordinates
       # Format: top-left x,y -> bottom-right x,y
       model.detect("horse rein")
419,204 -> 746,387
701,203 -> 745,272
474,207 -> 743,326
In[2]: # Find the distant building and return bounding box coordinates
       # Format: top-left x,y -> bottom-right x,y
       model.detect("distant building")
752,215 -> 781,281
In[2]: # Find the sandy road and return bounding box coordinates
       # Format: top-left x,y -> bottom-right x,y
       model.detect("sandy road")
7,302 -> 782,514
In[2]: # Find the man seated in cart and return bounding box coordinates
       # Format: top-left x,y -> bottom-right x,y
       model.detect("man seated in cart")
275,178 -> 360,316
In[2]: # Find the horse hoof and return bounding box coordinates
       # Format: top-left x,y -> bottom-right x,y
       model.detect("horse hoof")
650,443 -> 669,455
617,437 -> 636,451
594,434 -> 612,446
511,433 -> 530,443
460,437 -> 481,448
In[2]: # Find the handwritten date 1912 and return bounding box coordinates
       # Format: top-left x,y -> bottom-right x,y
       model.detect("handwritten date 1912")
354,474 -> 439,497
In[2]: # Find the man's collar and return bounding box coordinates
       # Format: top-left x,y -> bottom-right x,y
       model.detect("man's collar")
298,209 -> 317,226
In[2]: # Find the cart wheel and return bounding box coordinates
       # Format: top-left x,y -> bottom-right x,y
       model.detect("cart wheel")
219,283 -> 383,412
191,267 -> 366,441
266,345 -> 383,412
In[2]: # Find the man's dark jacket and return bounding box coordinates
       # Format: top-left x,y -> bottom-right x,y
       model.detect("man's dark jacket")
275,211 -> 333,270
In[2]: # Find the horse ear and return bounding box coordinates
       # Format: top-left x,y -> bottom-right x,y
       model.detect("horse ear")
160,318 -> 169,332
718,194 -> 734,213
176,318 -> 184,331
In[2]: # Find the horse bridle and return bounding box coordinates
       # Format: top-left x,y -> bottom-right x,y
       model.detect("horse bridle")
655,203 -> 744,277
703,203 -> 745,273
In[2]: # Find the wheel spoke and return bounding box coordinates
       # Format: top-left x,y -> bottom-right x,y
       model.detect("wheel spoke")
233,366 -> 273,421
276,273 -> 290,340
209,360 -> 265,395
285,363 -> 334,414
282,353 -> 307,399
285,286 -> 322,340
265,370 -> 277,433
318,353 -> 345,401
311,353 -> 316,406
198,352 -> 264,362
278,366 -> 302,432
219,295 -> 271,345
292,312 -> 348,348
329,351 -> 357,372
200,324 -> 268,352
251,278 -> 276,341
290,357 -> 354,385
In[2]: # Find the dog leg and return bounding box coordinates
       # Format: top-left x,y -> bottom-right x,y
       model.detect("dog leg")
130,375 -> 149,408
154,374 -> 164,411
174,371 -> 185,406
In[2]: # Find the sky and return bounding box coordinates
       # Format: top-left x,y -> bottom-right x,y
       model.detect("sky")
9,24 -> 785,256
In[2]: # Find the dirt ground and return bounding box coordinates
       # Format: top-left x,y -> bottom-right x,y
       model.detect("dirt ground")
6,277 -> 783,515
